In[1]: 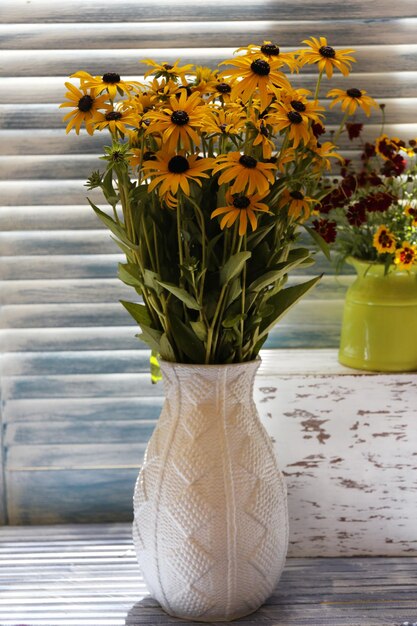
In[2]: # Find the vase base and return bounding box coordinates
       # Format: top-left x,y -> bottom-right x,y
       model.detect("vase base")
161,604 -> 260,622
338,352 -> 417,373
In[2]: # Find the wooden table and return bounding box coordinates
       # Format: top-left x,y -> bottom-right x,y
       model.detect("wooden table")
0,523 -> 416,626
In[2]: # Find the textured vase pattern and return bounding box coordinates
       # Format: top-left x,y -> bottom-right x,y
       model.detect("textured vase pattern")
133,360 -> 289,622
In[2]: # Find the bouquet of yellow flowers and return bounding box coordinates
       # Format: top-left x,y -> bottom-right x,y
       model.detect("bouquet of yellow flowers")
61,38 -> 369,374
310,117 -> 417,272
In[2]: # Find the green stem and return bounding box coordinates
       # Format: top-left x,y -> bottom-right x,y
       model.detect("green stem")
276,129 -> 290,167
333,110 -> 350,144
239,233 -> 247,361
314,68 -> 324,101
176,195 -> 185,287
141,211 -> 156,270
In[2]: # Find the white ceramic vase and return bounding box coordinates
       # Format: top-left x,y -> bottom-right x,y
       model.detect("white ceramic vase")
132,359 -> 288,622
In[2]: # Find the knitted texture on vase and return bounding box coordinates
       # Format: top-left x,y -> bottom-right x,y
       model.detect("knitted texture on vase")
133,360 -> 289,622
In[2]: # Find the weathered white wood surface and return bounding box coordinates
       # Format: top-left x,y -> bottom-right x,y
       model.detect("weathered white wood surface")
2,0 -> 416,21
1,18 -> 417,49
258,353 -> 417,557
0,523 -> 416,626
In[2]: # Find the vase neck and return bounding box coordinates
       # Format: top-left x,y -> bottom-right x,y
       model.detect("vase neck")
348,257 -> 417,278
160,361 -> 259,412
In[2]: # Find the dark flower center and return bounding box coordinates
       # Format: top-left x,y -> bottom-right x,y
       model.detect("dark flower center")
217,82 -> 232,94
291,100 -> 306,112
401,248 -> 415,263
239,155 -> 257,168
78,95 -> 94,112
261,43 -> 280,56
168,155 -> 189,174
287,111 -> 303,124
233,196 -> 251,209
171,110 -> 190,125
163,64 -> 174,70
346,88 -> 362,99
290,190 -> 304,200
102,72 -> 121,83
179,84 -> 193,97
378,230 -> 393,248
250,59 -> 270,76
105,111 -> 122,121
319,45 -> 336,58
260,123 -> 269,137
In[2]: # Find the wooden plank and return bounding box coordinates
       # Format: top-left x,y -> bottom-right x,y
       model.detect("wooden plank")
0,299 -> 345,337
0,350 -> 153,376
0,373 -> 161,400
0,252 -> 345,280
1,19 -> 417,50
5,99 -> 415,129
2,123 -> 417,155
0,396 -> 7,524
3,72 -> 417,103
6,442 -> 146,469
0,303 -> 130,327
3,396 -> 163,423
6,471 -> 138,524
0,206 -> 106,231
2,0 -> 416,22
0,278 -> 131,304
0,128 -> 107,154
257,371 -> 417,557
0,155 -> 102,179
0,180 -> 103,205
2,45 -> 417,77
0,327 -> 146,352
0,322 -> 342,353
4,419 -> 156,446
0,522 -> 416,624
0,274 -> 348,305
0,152 -> 364,179
0,256 -> 119,280
0,232 -> 117,256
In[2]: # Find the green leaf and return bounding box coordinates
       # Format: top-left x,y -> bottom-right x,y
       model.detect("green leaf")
136,325 -> 163,353
220,251 -> 252,285
144,269 -> 163,295
222,314 -> 245,329
168,314 -> 206,362
225,277 -> 242,307
88,199 -> 139,251
118,263 -> 142,289
303,224 -> 331,261
101,170 -> 119,207
190,320 -> 208,342
258,275 -> 322,339
248,249 -> 312,293
248,269 -> 287,293
157,281 -> 201,310
159,333 -> 176,362
120,300 -> 152,327
246,222 -> 275,248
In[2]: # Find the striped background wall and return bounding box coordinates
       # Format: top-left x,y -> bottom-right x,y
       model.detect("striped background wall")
1,0 -> 417,524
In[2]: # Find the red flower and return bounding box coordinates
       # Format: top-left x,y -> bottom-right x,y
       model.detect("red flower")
365,192 -> 395,213
362,142 -> 376,159
381,154 -> 406,176
346,201 -> 367,226
312,218 -> 337,243
312,121 -> 325,139
346,122 -> 363,141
